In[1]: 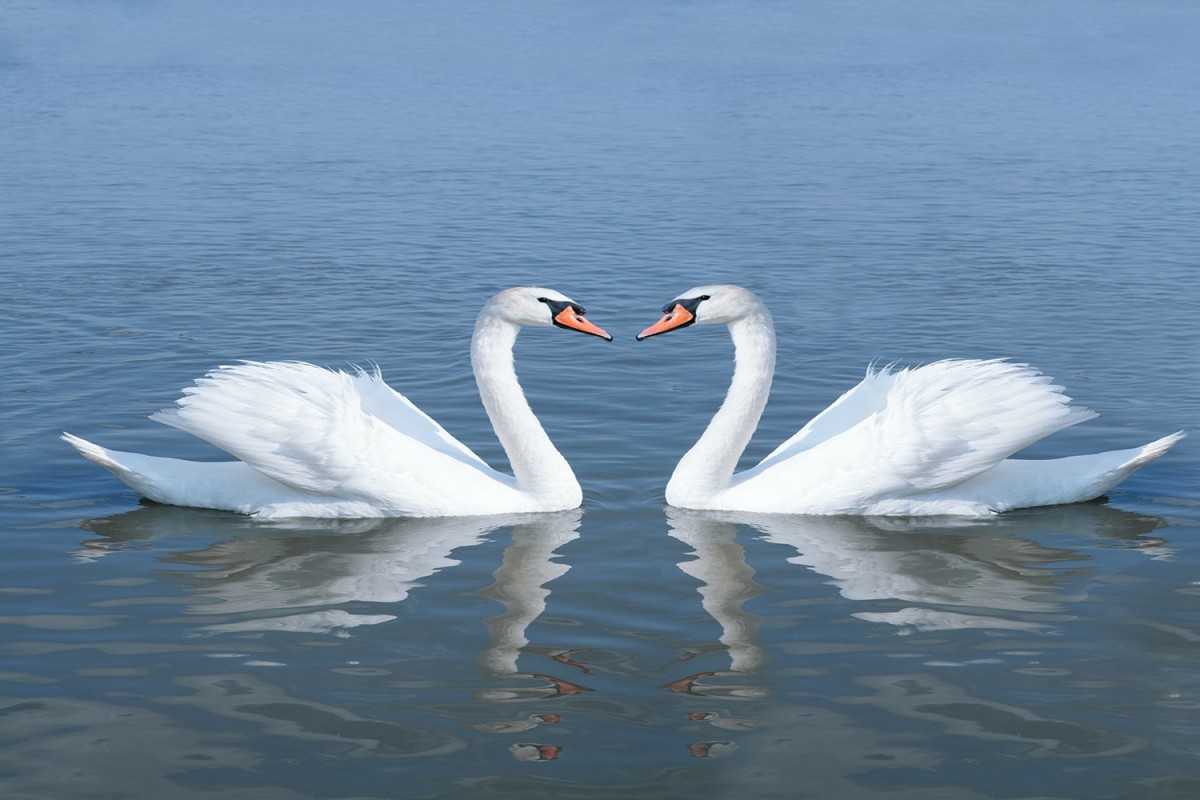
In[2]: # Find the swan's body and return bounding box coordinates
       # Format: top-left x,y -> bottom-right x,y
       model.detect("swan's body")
65,288 -> 611,519
638,284 -> 1182,516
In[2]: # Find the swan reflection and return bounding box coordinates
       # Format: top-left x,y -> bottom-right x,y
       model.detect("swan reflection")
78,505 -> 581,641
667,510 -> 768,676
74,505 -> 584,763
664,507 -> 770,736
668,503 -> 1169,636
477,515 -> 583,674
666,503 -> 1171,766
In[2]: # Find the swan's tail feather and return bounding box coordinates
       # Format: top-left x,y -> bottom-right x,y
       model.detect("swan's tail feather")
62,432 -> 183,506
1099,430 -> 1186,490
62,431 -> 310,513
948,430 -> 1186,514
62,433 -> 142,484
1129,430 -> 1186,468
1064,430 -> 1185,508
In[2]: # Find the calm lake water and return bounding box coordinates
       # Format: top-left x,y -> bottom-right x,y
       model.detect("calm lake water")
3,1 -> 1200,798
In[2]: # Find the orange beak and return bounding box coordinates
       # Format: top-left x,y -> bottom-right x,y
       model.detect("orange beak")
636,304 -> 695,340
554,306 -> 612,341
535,745 -> 562,761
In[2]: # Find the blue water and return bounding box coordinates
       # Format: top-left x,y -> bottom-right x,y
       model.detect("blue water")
3,1 -> 1200,798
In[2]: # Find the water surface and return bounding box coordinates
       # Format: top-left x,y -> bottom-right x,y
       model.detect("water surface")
3,2 -> 1199,798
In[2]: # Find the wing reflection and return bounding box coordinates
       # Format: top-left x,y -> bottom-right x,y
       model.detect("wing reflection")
78,505 -> 581,639
73,505 -> 585,762
665,503 -> 1171,768
668,503 -> 1169,635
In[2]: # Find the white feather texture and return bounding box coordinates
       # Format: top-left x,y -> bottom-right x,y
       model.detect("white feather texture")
647,284 -> 1183,516
64,287 -> 606,519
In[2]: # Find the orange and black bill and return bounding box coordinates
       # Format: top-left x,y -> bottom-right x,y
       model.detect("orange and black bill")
636,299 -> 701,340
636,303 -> 694,340
544,299 -> 612,341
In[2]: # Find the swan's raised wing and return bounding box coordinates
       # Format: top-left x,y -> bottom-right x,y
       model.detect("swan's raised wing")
347,364 -> 488,467
150,361 -> 509,513
753,363 -> 902,471
736,360 -> 1097,511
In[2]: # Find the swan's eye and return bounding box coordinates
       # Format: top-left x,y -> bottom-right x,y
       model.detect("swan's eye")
537,297 -> 549,303
699,295 -> 711,301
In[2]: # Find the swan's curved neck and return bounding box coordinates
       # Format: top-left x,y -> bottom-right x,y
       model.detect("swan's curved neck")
472,314 -> 578,501
667,308 -> 776,504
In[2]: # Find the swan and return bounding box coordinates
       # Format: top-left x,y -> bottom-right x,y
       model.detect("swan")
637,284 -> 1183,516
64,287 -> 611,519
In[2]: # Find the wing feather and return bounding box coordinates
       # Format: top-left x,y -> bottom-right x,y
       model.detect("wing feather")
149,361 -> 508,511
737,360 -> 1097,508
754,362 -> 900,472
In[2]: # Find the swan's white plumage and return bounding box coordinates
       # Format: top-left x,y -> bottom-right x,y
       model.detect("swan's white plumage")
754,360 -> 1096,485
64,363 -> 525,518
150,362 -> 509,511
64,287 -> 608,519
646,284 -> 1182,516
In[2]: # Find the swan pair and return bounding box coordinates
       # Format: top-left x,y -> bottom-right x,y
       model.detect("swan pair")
65,285 -> 1182,519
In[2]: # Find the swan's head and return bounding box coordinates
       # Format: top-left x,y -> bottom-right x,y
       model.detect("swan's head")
636,284 -> 760,340
488,287 -> 612,341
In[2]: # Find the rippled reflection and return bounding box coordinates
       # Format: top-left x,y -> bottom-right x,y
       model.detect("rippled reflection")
64,505 -> 584,766
665,509 -> 771,758
476,514 -> 583,675
80,505 -> 581,643
665,503 -> 1174,792
669,503 -> 1169,636
3,496 -> 1185,793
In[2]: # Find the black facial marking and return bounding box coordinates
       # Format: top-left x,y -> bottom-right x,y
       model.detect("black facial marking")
664,294 -> 710,317
539,297 -> 588,328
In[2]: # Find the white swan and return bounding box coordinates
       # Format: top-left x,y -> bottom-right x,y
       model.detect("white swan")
637,284 -> 1183,516
64,287 -> 611,519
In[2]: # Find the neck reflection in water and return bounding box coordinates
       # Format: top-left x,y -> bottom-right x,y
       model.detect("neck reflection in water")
668,503 -> 1170,639
71,499 -> 1173,771
77,504 -> 585,764
664,503 -> 1171,764
79,505 -> 581,642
